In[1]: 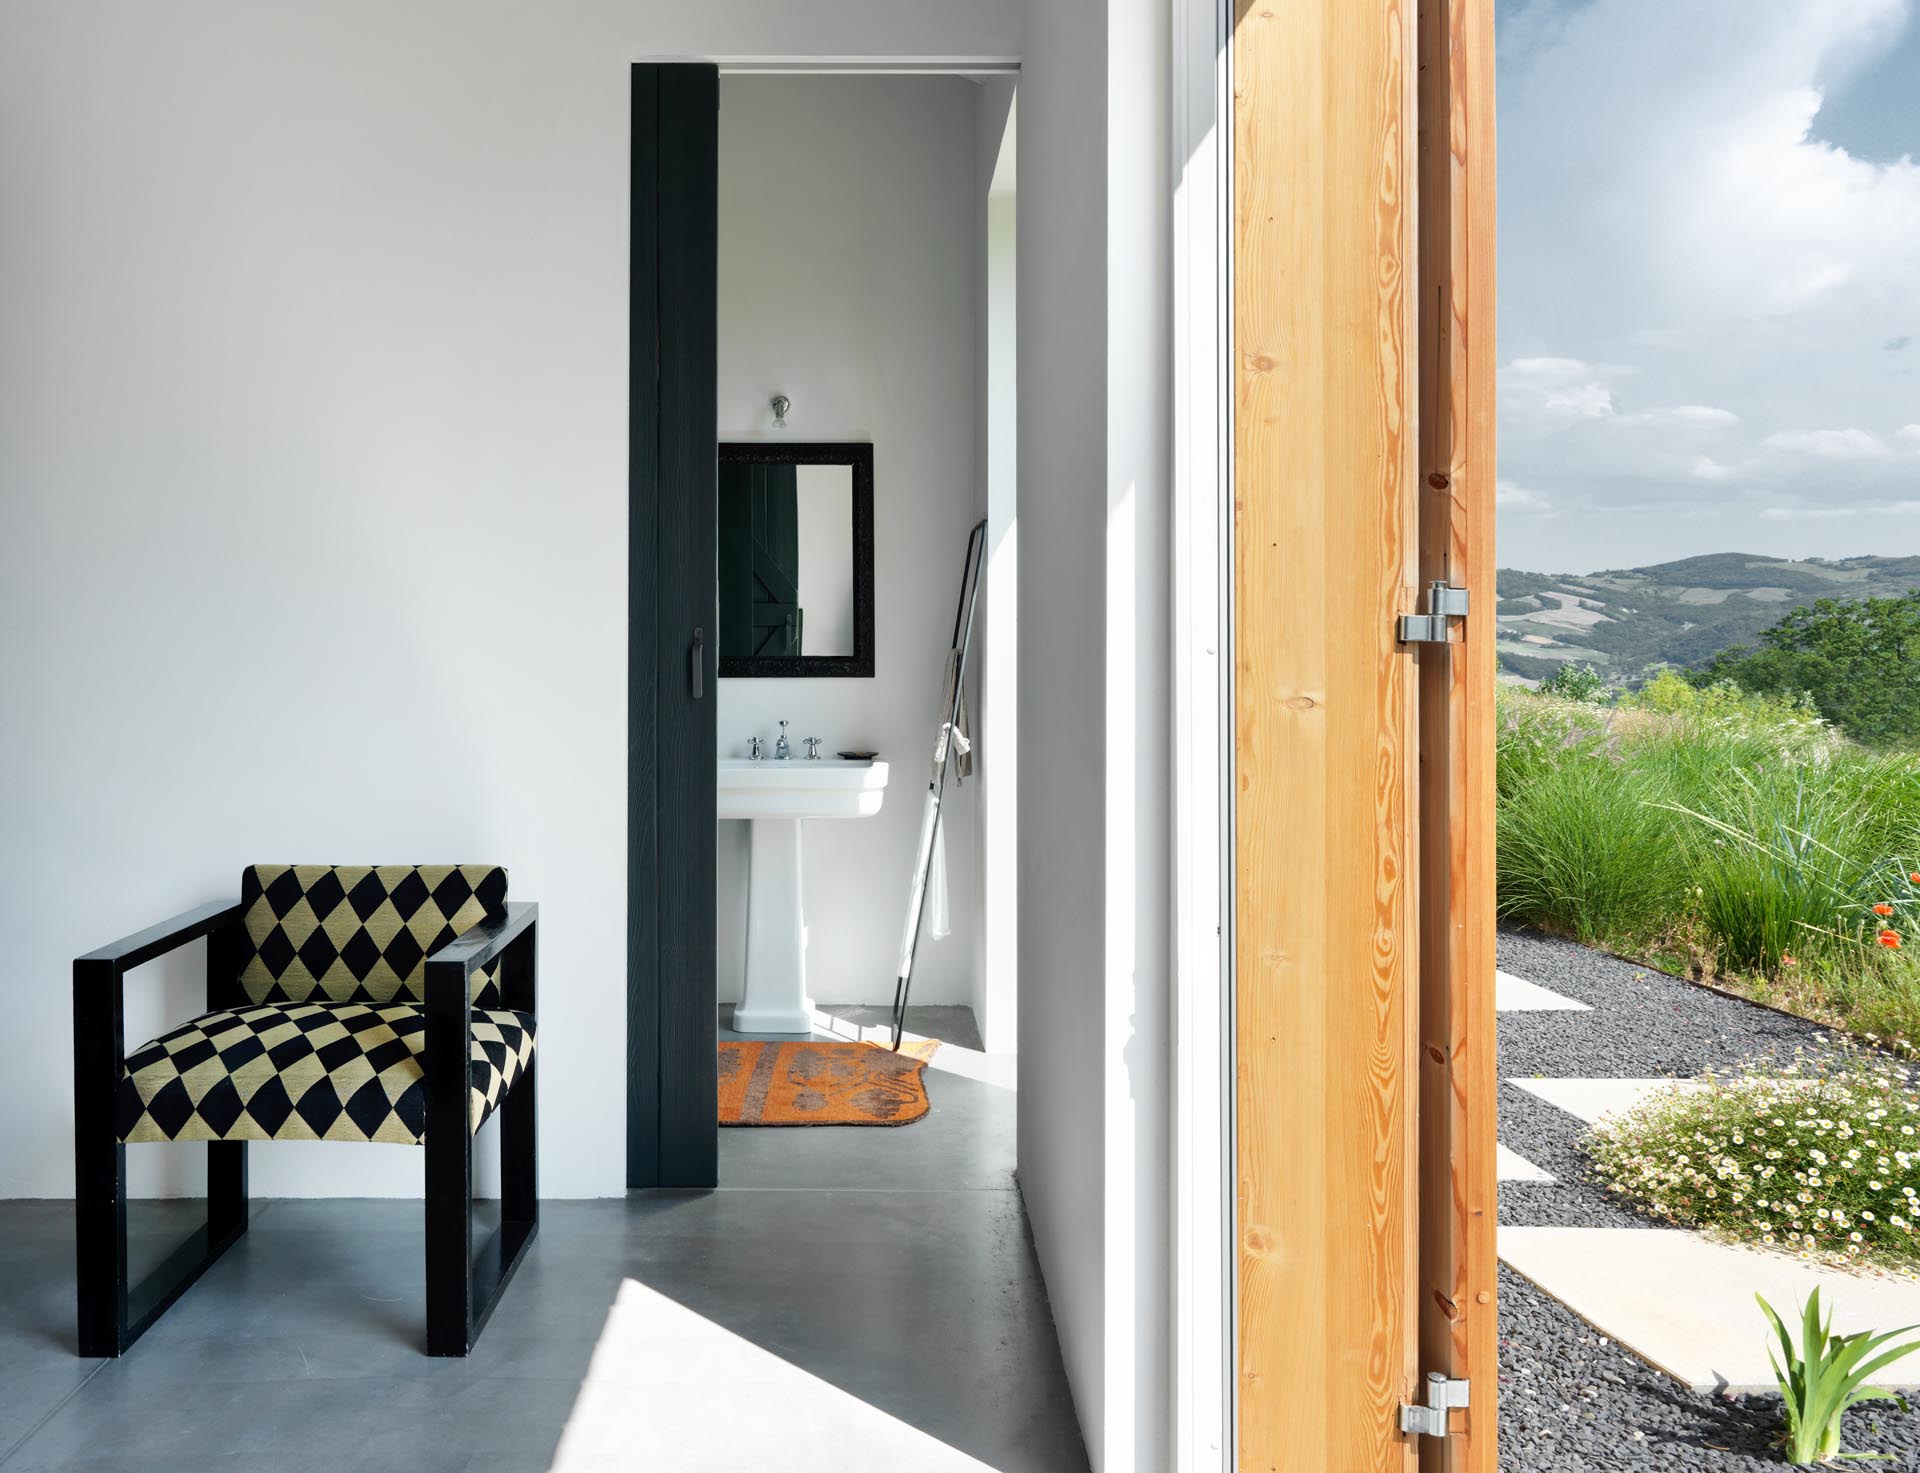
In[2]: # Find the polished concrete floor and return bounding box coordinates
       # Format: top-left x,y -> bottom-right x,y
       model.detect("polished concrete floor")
0,1008 -> 1084,1473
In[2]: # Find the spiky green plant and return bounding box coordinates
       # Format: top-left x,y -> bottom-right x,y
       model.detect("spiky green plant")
1757,1288 -> 1920,1463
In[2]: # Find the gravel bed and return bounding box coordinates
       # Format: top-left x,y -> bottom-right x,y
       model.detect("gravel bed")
1496,929 -> 1838,1233
1496,929 -> 1920,1468
1498,930 -> 1834,1081
1500,1266 -> 1920,1470
1497,1080 -> 1641,1228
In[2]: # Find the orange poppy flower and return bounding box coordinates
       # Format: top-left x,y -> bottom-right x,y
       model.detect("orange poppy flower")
1911,872 -> 1920,885
1781,953 -> 1798,966
1880,929 -> 1903,949
1876,903 -> 1897,917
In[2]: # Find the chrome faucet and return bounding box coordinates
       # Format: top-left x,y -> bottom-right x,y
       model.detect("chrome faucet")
775,721 -> 792,761
747,736 -> 764,760
803,737 -> 822,760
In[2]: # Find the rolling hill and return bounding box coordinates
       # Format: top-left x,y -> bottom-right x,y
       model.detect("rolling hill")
1495,553 -> 1920,685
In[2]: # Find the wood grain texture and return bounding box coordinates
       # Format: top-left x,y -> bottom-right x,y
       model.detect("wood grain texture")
1232,0 -> 1422,1466
1415,0 -> 1499,1466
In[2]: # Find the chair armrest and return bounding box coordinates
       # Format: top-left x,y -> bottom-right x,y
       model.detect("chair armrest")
74,901 -> 244,1126
422,903 -> 538,1141
75,901 -> 243,977
425,903 -> 538,978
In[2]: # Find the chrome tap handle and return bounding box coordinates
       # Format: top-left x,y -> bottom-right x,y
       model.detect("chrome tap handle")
747,736 -> 764,760
803,737 -> 822,760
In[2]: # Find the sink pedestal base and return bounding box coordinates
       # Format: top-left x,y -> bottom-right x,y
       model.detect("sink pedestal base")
735,817 -> 814,1035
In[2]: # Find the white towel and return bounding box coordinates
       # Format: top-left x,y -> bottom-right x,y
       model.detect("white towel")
927,813 -> 951,941
934,650 -> 973,784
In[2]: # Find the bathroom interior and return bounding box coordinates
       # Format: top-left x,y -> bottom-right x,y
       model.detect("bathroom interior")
711,70 -> 1019,1184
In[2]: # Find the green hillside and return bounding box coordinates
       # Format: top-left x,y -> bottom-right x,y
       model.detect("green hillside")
1495,553 -> 1920,684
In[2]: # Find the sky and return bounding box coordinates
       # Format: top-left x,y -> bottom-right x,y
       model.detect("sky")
1496,0 -> 1920,572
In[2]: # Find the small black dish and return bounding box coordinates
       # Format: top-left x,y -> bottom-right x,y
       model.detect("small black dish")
837,750 -> 879,761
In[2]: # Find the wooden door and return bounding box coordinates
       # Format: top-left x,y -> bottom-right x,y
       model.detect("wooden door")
1414,0 -> 1500,1468
1232,0 -> 1497,1467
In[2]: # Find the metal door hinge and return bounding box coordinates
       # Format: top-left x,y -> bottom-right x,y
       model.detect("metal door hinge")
1399,1373 -> 1470,1438
1398,581 -> 1470,645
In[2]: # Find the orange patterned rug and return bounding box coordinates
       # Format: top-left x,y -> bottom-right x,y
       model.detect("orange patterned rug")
717,1039 -> 939,1126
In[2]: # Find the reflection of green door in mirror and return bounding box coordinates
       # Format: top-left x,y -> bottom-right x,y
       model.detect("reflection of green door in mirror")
719,461 -> 804,657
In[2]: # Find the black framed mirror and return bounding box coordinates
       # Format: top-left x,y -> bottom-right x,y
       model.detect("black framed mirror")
717,441 -> 875,678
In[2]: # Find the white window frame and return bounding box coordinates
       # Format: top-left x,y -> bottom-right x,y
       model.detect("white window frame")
1169,0 -> 1233,1469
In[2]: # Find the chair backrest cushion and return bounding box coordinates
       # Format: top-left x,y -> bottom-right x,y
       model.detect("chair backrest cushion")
238,864 -> 508,1006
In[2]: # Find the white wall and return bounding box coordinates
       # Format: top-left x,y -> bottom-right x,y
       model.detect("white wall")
1015,1 -> 1171,1469
1017,0 -> 1112,1459
714,75 -> 981,1011
972,83 -> 1020,1054
0,0 -> 1021,1203
0,9 -> 1181,1470
791,465 -> 857,658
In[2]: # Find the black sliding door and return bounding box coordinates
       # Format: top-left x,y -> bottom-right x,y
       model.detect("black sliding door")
628,62 -> 718,1188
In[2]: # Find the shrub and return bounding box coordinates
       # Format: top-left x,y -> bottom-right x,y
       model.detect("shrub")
1538,662 -> 1612,704
1588,1047 -> 1920,1270
1630,668 -> 1698,715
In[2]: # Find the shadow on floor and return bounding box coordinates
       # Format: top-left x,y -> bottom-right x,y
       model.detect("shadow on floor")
0,1194 -> 1083,1473
0,1009 -> 1081,1473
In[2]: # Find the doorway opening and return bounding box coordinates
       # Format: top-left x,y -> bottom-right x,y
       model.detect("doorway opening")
710,69 -> 1020,1187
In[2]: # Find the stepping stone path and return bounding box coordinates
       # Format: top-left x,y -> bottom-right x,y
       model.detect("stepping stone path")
1496,1142 -> 1553,1183
1497,969 -> 1592,1012
1494,930 -> 1920,1470
1500,1227 -> 1920,1394
1507,1075 -> 1710,1124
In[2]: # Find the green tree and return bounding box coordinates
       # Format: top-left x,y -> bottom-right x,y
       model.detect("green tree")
1700,593 -> 1920,747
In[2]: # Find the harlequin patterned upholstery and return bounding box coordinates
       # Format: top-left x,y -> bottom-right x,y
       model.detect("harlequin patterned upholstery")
239,864 -> 508,1007
116,1002 -> 534,1145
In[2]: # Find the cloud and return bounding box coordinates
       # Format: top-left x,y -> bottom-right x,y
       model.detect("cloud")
1616,403 -> 1741,428
1760,498 -> 1920,520
1495,0 -> 1920,569
1666,405 -> 1741,427
1497,480 -> 1552,509
1761,427 -> 1893,459
1502,356 -> 1617,419
1759,505 -> 1861,520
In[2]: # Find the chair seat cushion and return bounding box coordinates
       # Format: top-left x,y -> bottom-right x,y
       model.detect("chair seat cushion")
116,1003 -> 534,1146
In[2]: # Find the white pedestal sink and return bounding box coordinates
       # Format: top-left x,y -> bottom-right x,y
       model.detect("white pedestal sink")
718,758 -> 890,1034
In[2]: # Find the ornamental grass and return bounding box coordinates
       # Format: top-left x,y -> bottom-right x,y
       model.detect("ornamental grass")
1589,1045 -> 1920,1272
1497,685 -> 1920,1045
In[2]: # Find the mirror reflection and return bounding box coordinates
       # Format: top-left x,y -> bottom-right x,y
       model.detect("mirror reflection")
719,462 -> 853,657
717,443 -> 874,678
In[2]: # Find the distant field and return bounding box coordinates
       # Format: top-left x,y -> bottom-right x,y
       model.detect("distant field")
1495,552 -> 1920,684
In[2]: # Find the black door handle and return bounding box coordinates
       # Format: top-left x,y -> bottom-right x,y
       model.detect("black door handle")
690,627 -> 704,700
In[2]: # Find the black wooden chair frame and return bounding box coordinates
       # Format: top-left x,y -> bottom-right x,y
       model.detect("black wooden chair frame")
72,900 -> 539,1358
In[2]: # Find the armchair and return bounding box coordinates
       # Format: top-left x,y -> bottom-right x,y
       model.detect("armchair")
73,864 -> 538,1357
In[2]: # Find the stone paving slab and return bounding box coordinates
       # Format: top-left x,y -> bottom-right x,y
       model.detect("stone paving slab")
1511,1074 -> 1821,1127
1508,1075 -> 1708,1124
1499,1226 -> 1920,1393
1497,1143 -> 1554,1182
1496,969 -> 1592,1012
